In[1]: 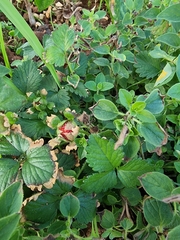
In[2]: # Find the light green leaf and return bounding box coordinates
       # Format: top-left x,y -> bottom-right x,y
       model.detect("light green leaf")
93,57 -> 110,66
0,213 -> 20,240
67,74 -> 80,88
145,89 -> 164,114
143,198 -> 173,227
100,82 -> 114,91
117,159 -> 153,187
82,171 -> 117,193
131,101 -> 146,112
149,45 -> 174,61
52,24 -> 75,51
0,182 -> 23,218
85,81 -> 97,91
167,83 -> 180,100
6,133 -> 30,153
137,122 -> 167,147
136,109 -> 156,123
22,146 -> 55,188
167,225 -> 180,240
101,210 -> 115,229
156,33 -> 180,48
119,89 -> 133,110
111,50 -> 126,62
134,0 -> 144,11
0,65 -> 10,77
34,0 -> 54,11
157,4 -> 180,22
139,172 -> 174,200
91,99 -> 119,121
0,159 -> 19,193
46,46 -> 65,67
60,193 -> 80,218
86,134 -> 123,172
12,60 -> 42,94
143,8 -> 160,19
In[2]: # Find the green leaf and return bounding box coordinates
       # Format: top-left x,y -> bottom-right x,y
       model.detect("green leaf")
135,51 -> 160,79
93,45 -> 110,54
119,89 -> 133,110
134,0 -> 144,11
0,213 -> 20,240
82,171 -> 117,193
111,50 -> 126,62
22,146 -> 55,188
156,33 -> 180,48
85,81 -> 97,91
75,191 -> 96,224
174,162 -> 180,173
23,192 -> 58,224
136,109 -> 156,123
47,89 -> 70,111
5,133 -> 30,153
176,55 -> 180,81
121,187 -> 142,206
117,159 -> 153,187
101,210 -> 115,229
139,172 -> 174,200
0,65 -> 10,77
157,4 -> 180,22
52,24 -> 75,52
86,134 -> 123,172
0,137 -> 21,156
34,0 -> 54,11
0,182 -> 23,218
0,159 -> 19,193
131,101 -> 146,112
120,218 -> 133,230
145,89 -> 164,114
100,82 -> 114,91
143,8 -> 160,19
123,137 -> 140,159
93,57 -> 110,66
0,77 -> 26,112
167,225 -> 180,240
137,122 -> 167,147
60,193 -> 80,218
143,198 -> 173,227
12,60 -> 42,94
46,46 -> 65,67
149,45 -> 174,61
67,74 -> 80,88
167,83 -> 180,100
91,99 -> 119,121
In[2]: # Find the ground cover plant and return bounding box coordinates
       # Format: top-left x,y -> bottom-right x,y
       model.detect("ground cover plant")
0,0 -> 180,239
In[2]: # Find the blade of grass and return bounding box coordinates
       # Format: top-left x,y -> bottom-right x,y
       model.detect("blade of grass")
0,0 -> 60,88
0,22 -> 12,77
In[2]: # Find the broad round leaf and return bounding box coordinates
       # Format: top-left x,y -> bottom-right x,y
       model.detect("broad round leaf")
167,83 -> 180,100
157,4 -> 180,22
92,99 -> 119,121
59,193 -> 80,218
22,146 -> 55,188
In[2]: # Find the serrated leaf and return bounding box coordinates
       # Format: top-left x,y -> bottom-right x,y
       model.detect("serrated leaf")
0,77 -> 26,112
60,193 -> 80,218
0,137 -> 21,156
0,181 -> 23,218
143,198 -> 173,227
82,171 -> 117,193
91,99 -> 119,121
75,191 -> 96,224
135,51 -> 160,79
47,89 -> 70,111
167,83 -> 180,100
157,4 -> 180,22
22,146 -> 55,187
86,134 -> 123,172
117,159 -> 153,187
46,46 -> 65,67
12,60 -> 42,94
6,133 -> 30,153
52,24 -> 75,51
139,172 -> 174,200
0,159 -> 19,193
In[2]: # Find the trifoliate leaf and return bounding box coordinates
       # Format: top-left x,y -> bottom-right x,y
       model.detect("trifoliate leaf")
12,60 -> 42,94
47,89 -> 70,111
86,134 -> 123,172
134,51 -> 160,79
